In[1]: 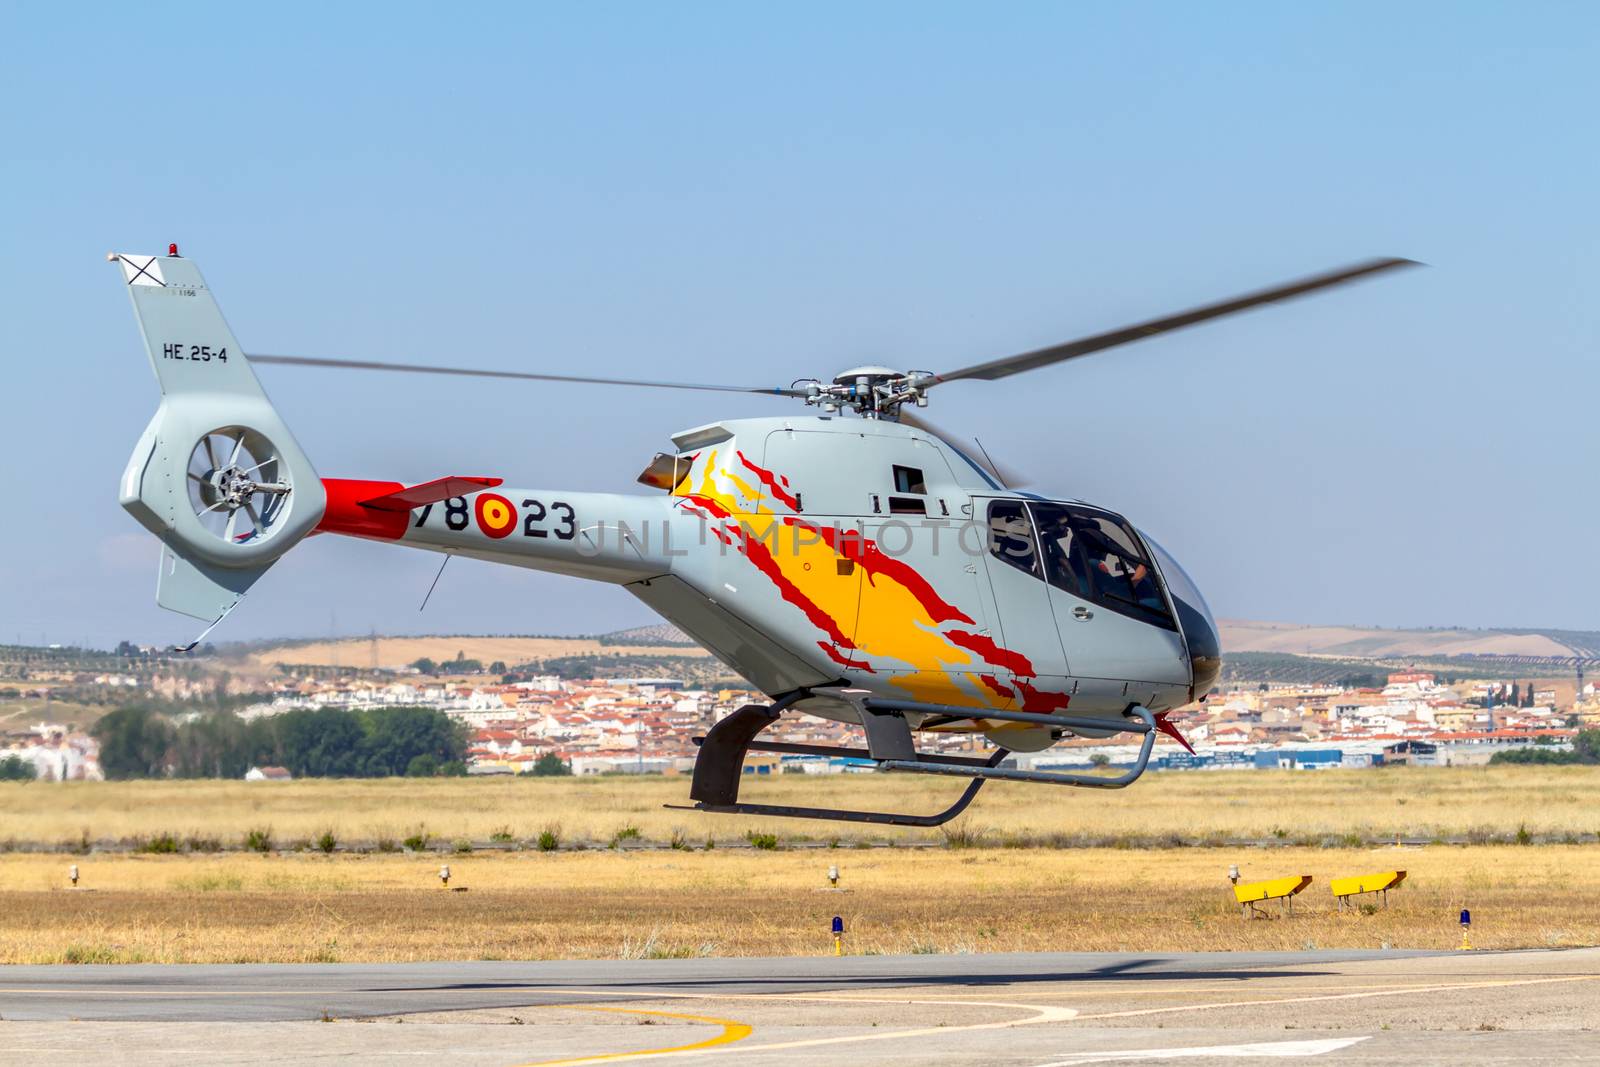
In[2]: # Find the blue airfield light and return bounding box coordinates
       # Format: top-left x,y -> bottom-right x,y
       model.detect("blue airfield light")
832,916 -> 844,935
1460,909 -> 1471,927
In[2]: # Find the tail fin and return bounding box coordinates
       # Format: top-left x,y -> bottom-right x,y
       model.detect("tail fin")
112,249 -> 325,639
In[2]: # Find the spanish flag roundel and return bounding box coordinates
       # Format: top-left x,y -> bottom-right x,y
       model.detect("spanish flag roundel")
474,493 -> 517,539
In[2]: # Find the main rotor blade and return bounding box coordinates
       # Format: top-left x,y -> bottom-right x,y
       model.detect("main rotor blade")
898,410 -> 1030,489
251,354 -> 810,397
933,257 -> 1421,384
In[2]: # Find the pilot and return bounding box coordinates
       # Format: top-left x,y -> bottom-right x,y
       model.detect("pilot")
1096,554 -> 1149,585
1074,521 -> 1154,605
1039,512 -> 1091,596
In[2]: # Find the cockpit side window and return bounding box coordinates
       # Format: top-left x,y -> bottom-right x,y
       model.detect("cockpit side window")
1031,502 -> 1175,630
986,500 -> 1041,578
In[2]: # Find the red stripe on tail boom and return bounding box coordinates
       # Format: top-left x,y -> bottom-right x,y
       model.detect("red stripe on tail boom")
317,477 -> 505,540
317,479 -> 409,540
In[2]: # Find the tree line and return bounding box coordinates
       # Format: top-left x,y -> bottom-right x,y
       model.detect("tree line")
1490,728 -> 1599,765
91,705 -> 467,780
0,755 -> 35,781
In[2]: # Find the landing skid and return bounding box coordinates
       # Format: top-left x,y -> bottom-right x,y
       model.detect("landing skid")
666,694 -> 1159,827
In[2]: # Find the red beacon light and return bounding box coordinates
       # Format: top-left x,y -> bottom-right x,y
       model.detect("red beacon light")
168,243 -> 180,257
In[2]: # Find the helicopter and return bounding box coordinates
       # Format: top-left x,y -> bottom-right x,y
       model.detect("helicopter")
111,248 -> 1416,826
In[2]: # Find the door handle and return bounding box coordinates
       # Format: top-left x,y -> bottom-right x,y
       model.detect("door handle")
1072,606 -> 1093,620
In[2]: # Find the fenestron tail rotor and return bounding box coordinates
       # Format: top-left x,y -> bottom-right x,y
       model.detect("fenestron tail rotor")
184,427 -> 292,545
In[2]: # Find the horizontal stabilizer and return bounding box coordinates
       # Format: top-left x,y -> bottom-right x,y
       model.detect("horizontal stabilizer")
359,476 -> 503,512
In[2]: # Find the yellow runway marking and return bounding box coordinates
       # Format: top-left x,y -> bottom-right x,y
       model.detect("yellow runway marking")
505,995 -> 1078,1062
681,1001 -> 1079,1060
516,1006 -> 752,1066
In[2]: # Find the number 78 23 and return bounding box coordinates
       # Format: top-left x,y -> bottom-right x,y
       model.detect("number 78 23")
413,497 -> 576,540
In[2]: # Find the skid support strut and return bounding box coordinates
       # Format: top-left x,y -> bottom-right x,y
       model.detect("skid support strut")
668,694 -> 1160,827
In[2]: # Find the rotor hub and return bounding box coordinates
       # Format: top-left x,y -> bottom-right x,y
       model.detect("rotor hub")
210,465 -> 255,509
802,367 -> 935,417
830,365 -> 905,387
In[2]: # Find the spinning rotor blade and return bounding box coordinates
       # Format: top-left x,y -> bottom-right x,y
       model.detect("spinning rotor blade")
898,410 -> 1030,489
251,354 -> 810,397
932,257 -> 1421,384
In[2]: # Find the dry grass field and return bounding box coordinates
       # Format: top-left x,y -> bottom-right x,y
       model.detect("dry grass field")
1,766 -> 1596,851
0,694 -> 105,730
3,771 -> 1596,964
0,846 -> 1593,964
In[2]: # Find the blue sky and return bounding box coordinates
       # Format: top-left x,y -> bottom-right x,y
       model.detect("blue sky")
3,3 -> 1597,647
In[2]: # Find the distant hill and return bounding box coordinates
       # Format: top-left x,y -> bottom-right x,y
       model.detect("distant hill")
1221,620 -> 1600,660
598,624 -> 697,647
1218,651 -> 1546,688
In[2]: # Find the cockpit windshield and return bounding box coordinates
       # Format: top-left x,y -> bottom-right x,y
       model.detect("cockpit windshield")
983,497 -> 1220,697
1028,502 -> 1176,630
1143,535 -> 1214,630
1142,532 -> 1223,696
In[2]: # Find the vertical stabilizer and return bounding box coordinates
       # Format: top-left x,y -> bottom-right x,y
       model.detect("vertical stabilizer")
112,248 -> 326,633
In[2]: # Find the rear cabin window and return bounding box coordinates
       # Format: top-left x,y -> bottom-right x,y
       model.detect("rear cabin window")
892,465 -> 926,495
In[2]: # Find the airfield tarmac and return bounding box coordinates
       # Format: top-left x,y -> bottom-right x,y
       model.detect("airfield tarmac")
0,948 -> 1595,1065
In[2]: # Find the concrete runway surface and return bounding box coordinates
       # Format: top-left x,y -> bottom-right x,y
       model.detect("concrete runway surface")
0,948 -> 1595,1064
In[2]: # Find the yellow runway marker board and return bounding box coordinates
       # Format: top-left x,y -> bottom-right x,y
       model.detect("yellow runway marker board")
1331,870 -> 1406,910
1233,874 -> 1312,917
1330,870 -> 1406,897
1233,875 -> 1312,904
